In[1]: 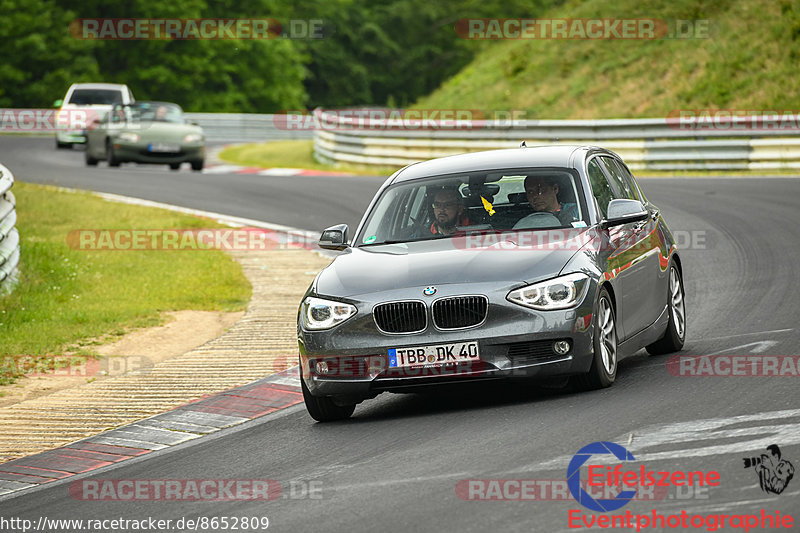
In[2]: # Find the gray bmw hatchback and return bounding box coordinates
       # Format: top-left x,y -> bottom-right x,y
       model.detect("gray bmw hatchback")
298,145 -> 686,421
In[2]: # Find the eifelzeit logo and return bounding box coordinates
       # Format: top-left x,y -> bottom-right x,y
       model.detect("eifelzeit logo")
743,444 -> 795,495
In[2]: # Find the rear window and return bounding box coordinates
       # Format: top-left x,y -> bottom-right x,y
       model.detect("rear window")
68,89 -> 123,105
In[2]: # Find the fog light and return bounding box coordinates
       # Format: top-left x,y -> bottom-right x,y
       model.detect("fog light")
315,361 -> 329,374
553,340 -> 571,355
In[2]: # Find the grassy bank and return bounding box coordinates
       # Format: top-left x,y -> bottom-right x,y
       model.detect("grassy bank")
0,182 -> 251,385
416,0 -> 800,118
218,140 -> 401,177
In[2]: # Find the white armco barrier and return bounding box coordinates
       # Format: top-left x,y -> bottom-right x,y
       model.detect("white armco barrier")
0,162 -> 20,294
309,108 -> 800,171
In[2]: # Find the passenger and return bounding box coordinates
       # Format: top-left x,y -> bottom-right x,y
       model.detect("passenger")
523,175 -> 579,225
428,188 -> 469,236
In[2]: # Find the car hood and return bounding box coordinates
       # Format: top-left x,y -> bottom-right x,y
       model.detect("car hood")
315,231 -> 591,298
134,122 -> 202,135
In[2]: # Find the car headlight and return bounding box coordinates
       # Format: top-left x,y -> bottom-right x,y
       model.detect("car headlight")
301,296 -> 357,330
117,132 -> 140,142
507,273 -> 590,310
183,133 -> 203,143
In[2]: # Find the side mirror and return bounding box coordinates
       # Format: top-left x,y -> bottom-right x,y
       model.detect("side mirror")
53,99 -> 63,108
602,199 -> 648,229
318,224 -> 349,251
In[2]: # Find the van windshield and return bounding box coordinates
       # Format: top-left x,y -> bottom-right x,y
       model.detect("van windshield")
68,89 -> 123,105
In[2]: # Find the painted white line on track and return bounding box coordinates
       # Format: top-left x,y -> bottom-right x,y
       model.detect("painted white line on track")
508,408 -> 800,473
700,328 -> 793,342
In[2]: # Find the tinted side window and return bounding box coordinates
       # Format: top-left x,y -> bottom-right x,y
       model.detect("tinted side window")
613,160 -> 645,202
599,156 -> 639,201
587,158 -> 615,218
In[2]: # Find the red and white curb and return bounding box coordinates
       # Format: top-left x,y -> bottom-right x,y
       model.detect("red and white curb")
0,367 -> 303,498
0,190 -> 333,499
87,190 -> 338,256
202,164 -> 352,176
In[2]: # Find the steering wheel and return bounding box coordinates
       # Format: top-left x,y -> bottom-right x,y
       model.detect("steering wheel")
512,212 -> 561,230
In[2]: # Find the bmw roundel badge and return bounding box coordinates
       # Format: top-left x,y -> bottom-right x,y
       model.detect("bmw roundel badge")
423,286 -> 437,296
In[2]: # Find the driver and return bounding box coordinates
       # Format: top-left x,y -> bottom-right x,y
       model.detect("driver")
428,187 -> 469,236
154,105 -> 168,121
523,175 -> 578,225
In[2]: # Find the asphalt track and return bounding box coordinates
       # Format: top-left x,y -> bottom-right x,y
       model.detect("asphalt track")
1,135 -> 799,532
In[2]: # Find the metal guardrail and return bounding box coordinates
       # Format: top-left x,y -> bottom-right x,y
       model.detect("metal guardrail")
311,110 -> 800,171
184,113 -> 314,143
0,162 -> 20,294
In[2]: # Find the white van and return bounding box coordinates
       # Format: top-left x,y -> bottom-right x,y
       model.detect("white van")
54,83 -> 135,148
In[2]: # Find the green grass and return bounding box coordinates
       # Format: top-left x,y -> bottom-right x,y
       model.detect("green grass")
0,182 -> 251,385
222,1 -> 800,175
416,0 -> 800,118
218,140 -> 402,177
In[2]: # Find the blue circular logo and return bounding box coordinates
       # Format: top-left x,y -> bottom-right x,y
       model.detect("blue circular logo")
567,441 -> 637,513
423,286 -> 437,296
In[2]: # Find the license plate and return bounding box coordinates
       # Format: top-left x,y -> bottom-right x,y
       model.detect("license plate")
388,341 -> 480,368
148,143 -> 180,153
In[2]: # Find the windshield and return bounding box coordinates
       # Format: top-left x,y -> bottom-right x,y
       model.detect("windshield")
127,102 -> 184,123
357,168 -> 586,246
68,89 -> 123,105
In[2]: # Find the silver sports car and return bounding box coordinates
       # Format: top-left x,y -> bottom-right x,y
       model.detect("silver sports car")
298,145 -> 686,421
84,101 -> 205,171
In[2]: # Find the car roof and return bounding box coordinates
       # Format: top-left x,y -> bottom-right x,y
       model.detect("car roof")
68,83 -> 129,90
390,145 -> 602,183
127,101 -> 182,108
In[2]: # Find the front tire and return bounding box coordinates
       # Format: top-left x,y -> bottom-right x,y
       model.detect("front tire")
85,147 -> 98,166
191,160 -> 204,172
107,140 -> 120,167
301,376 -> 355,422
646,265 -> 686,355
573,287 -> 617,390
56,139 -> 71,149
169,162 -> 181,171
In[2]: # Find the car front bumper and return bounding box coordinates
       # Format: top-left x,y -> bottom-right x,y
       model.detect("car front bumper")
112,142 -> 205,164
298,283 -> 597,403
56,131 -> 86,144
